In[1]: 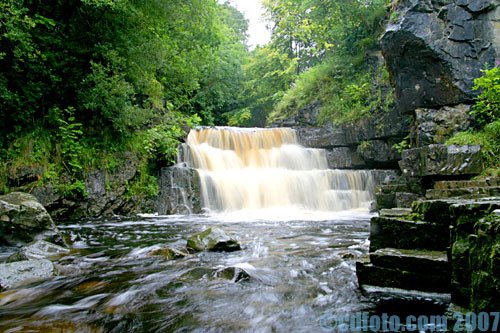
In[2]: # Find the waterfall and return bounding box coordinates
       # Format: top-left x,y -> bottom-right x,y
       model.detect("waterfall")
180,127 -> 374,214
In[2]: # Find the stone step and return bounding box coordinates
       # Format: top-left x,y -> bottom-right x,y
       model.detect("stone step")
370,248 -> 449,274
370,216 -> 449,252
356,262 -> 450,293
379,208 -> 412,217
434,178 -> 500,190
426,187 -> 500,200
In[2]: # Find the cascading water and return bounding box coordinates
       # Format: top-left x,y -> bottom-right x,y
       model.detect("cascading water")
180,127 -> 375,214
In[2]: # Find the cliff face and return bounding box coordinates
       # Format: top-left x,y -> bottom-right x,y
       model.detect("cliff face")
381,0 -> 499,113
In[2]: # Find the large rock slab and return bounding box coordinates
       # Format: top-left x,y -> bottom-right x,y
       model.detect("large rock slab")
370,216 -> 449,251
0,259 -> 56,290
356,262 -> 450,293
0,192 -> 63,246
399,144 -> 483,177
370,248 -> 449,273
381,0 -> 499,113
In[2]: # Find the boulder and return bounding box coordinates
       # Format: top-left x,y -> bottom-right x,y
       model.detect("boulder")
6,240 -> 69,262
0,259 -> 56,290
381,0 -> 499,113
0,192 -> 63,246
186,227 -> 241,252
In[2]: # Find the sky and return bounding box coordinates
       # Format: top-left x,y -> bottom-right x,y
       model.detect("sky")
227,0 -> 272,49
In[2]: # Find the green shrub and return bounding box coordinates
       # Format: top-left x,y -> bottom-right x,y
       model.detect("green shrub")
470,67 -> 500,128
446,68 -> 500,175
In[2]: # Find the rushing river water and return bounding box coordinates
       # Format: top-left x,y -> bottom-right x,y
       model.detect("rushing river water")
0,212 -> 380,332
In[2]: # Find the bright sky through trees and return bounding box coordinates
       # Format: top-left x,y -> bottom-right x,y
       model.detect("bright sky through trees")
228,0 -> 271,48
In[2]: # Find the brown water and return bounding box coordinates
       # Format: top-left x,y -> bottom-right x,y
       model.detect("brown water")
182,127 -> 375,213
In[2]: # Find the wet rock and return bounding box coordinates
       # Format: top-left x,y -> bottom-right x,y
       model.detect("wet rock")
448,200 -> 500,310
379,208 -> 413,217
6,240 -> 69,263
0,259 -> 56,290
325,147 -> 357,169
157,165 -> 202,215
295,125 -> 347,148
0,192 -> 63,246
395,192 -> 422,208
370,248 -> 449,274
7,165 -> 44,187
214,266 -> 251,282
147,247 -> 188,260
399,144 -> 483,177
370,216 -> 449,252
186,227 -> 241,252
414,104 -> 471,146
381,0 -> 499,113
356,140 -> 401,169
356,261 -> 450,293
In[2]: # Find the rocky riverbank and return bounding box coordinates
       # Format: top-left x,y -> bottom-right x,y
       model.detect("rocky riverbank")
355,0 -> 500,314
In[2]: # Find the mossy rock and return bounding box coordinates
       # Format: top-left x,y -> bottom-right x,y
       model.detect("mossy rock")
0,192 -> 63,246
186,227 -> 241,253
148,247 -> 188,260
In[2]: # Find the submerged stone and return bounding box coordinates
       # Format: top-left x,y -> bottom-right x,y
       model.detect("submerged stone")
186,227 -> 241,252
147,247 -> 188,260
214,266 -> 251,283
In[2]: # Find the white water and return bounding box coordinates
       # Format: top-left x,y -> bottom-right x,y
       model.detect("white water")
181,127 -> 375,215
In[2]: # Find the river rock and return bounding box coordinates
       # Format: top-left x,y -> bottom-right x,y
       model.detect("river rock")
0,192 -> 63,246
214,266 -> 251,282
0,259 -> 56,290
381,0 -> 499,113
186,227 -> 241,252
147,247 -> 188,260
6,240 -> 70,263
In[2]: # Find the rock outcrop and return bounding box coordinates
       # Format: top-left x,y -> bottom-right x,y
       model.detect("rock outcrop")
381,0 -> 499,113
16,152 -> 157,219
0,192 -> 63,246
157,165 -> 202,215
282,105 -> 411,170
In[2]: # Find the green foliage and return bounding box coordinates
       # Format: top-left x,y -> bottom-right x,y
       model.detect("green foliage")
255,0 -> 392,126
393,135 -> 411,153
470,67 -> 500,128
446,121 -> 500,173
224,108 -> 253,127
55,107 -> 84,173
446,68 -> 500,174
0,0 -> 251,203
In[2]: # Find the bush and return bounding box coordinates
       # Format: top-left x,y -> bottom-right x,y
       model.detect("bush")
446,68 -> 500,175
470,67 -> 499,128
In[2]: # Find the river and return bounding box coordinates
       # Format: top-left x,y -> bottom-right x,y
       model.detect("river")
0,212 -> 378,332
